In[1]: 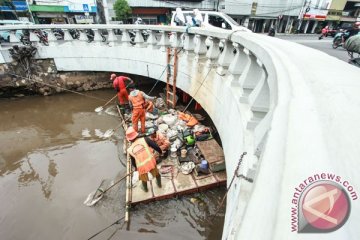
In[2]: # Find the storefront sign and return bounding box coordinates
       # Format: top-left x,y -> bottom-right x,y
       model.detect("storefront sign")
75,15 -> 94,24
65,1 -> 96,13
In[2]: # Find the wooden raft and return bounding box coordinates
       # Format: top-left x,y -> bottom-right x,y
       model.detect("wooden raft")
117,107 -> 227,208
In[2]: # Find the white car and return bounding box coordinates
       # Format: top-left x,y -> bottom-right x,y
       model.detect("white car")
171,10 -> 251,32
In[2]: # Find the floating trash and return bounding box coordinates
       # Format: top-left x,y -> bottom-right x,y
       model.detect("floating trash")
82,129 -> 91,138
103,129 -> 115,138
94,129 -> 104,138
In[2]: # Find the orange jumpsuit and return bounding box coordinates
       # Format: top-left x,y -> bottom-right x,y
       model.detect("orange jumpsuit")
113,76 -> 129,105
129,91 -> 146,133
151,132 -> 170,152
145,100 -> 154,113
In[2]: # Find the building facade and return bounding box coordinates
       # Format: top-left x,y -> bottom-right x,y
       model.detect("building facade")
0,0 -> 32,21
28,0 -> 97,24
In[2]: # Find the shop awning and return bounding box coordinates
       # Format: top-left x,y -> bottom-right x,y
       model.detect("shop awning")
29,5 -> 65,13
0,1 -> 28,12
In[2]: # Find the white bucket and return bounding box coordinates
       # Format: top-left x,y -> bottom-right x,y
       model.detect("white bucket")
170,147 -> 177,158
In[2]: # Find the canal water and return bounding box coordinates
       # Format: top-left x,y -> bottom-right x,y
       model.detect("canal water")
0,89 -> 225,240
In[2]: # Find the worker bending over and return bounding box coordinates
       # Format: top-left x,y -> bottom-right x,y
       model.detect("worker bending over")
111,74 -> 134,112
149,126 -> 170,154
126,127 -> 162,192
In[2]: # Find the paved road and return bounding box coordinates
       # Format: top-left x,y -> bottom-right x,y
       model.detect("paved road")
275,34 -> 349,62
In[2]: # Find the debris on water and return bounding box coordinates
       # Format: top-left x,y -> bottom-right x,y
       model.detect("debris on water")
104,105 -> 118,116
190,197 -> 199,204
94,129 -> 104,138
82,129 -> 91,138
103,129 -> 115,138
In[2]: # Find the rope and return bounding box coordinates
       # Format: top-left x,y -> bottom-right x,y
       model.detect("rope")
8,72 -> 108,102
210,152 -> 253,222
87,217 -> 124,240
183,66 -> 212,113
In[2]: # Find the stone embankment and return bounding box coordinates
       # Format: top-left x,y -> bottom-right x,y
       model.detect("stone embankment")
0,59 -> 112,98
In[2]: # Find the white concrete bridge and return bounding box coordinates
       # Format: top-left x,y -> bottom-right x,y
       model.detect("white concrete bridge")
1,24 -> 360,239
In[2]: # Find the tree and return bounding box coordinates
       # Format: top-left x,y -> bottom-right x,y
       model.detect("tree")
113,0 -> 131,21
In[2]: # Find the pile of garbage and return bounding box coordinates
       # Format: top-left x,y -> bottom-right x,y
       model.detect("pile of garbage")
124,97 -> 214,175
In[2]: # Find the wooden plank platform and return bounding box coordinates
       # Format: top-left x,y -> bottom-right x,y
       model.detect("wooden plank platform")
130,159 -> 227,206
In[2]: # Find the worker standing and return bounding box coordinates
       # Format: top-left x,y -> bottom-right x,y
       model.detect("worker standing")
128,89 -> 155,133
126,127 -> 162,192
110,74 -> 134,112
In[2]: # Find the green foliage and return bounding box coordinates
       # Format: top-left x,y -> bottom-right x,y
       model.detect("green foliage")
113,0 -> 131,21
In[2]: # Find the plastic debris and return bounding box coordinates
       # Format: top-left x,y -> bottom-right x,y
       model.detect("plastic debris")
146,112 -> 158,120
158,123 -> 169,133
162,114 -> 177,126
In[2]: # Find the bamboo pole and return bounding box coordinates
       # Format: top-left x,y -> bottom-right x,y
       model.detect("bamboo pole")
117,106 -> 132,225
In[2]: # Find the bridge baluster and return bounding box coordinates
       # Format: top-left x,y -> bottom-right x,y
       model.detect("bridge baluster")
194,34 -> 207,61
9,30 -> 20,43
107,29 -> 118,47
229,43 -> 250,88
62,29 -> 73,41
146,30 -> 159,49
45,30 -> 58,46
78,30 -> 88,42
183,33 -> 195,54
217,39 -> 235,75
134,30 -> 145,47
121,29 -> 131,46
171,32 -> 182,48
206,37 -> 220,67
157,30 -> 170,51
29,30 -> 40,44
92,29 -> 104,45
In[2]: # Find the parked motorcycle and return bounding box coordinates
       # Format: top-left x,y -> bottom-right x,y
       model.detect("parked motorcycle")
86,29 -> 106,43
19,30 -> 48,46
268,27 -> 275,37
69,29 -> 80,40
53,29 -> 64,40
129,29 -> 150,45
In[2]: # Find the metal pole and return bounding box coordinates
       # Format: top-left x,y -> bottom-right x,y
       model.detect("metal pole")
26,0 -> 35,23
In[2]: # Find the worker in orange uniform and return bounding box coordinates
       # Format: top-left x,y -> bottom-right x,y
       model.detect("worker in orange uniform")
145,100 -> 159,115
126,126 -> 162,192
149,126 -> 170,154
110,74 -> 134,112
128,89 -> 155,133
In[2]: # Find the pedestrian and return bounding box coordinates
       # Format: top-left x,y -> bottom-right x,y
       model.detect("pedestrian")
186,9 -> 203,33
174,8 -> 185,26
319,26 -> 329,40
149,126 -> 170,155
128,88 -> 155,133
126,127 -> 162,192
111,74 -> 134,112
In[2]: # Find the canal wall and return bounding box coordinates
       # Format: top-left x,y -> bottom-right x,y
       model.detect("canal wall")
0,59 -> 113,97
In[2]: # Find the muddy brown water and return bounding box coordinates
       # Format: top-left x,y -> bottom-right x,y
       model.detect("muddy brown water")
0,89 -> 225,240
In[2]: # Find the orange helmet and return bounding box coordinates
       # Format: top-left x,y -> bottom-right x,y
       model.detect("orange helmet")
126,127 -> 138,141
110,73 -> 116,80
